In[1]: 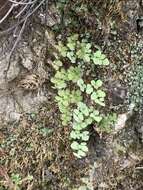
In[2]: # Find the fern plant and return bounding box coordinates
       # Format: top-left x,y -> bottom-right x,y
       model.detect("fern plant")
51,34 -> 110,158
70,102 -> 103,158
56,34 -> 109,65
55,89 -> 82,125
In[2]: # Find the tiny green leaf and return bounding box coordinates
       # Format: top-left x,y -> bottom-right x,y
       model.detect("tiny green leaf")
80,131 -> 89,141
103,58 -> 110,65
80,143 -> 88,152
94,50 -> 102,57
91,92 -> 98,101
93,116 -> 102,123
71,141 -> 79,150
94,99 -> 105,106
86,84 -> 93,94
77,150 -> 87,157
95,80 -> 103,88
97,90 -> 106,98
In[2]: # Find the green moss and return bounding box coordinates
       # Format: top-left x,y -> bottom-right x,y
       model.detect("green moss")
128,39 -> 143,110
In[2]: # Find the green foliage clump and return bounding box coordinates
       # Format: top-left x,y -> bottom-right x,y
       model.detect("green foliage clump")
77,79 -> 106,106
56,34 -> 109,65
71,102 -> 102,158
129,64 -> 143,108
51,66 -> 81,89
51,34 -> 110,158
55,89 -> 82,125
127,39 -> 143,110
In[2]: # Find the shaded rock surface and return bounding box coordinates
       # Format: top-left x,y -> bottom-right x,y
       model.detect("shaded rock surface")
0,3 -> 60,123
0,36 -> 48,123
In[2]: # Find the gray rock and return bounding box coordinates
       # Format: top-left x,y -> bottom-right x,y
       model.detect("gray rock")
19,46 -> 33,70
0,41 -> 48,123
7,58 -> 20,81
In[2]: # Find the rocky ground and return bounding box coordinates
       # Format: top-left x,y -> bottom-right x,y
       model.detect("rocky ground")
0,0 -> 143,189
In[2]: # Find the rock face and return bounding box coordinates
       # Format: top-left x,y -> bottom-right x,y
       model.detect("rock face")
0,38 -> 48,123
0,2 -> 60,123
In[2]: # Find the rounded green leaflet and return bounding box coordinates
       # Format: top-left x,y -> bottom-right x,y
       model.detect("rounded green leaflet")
100,54 -> 106,59
55,95 -> 61,102
67,51 -> 76,63
93,110 -> 99,115
91,80 -> 96,87
99,97 -> 104,102
55,71 -> 63,79
80,143 -> 88,152
60,47 -> 68,57
92,57 -> 103,65
74,109 -> 80,115
81,85 -> 86,92
77,102 -> 86,109
74,94 -> 82,102
75,89 -> 82,97
52,78 -> 66,89
73,112 -> 84,122
59,105 -> 67,113
93,116 -> 102,123
62,100 -> 69,106
61,114 -> 71,125
67,42 -> 76,50
91,92 -> 98,101
95,80 -> 103,88
73,152 -> 83,159
53,60 -> 63,70
94,50 -> 102,58
62,120 -> 68,126
51,77 -> 56,84
86,43 -> 92,49
61,113 -> 71,121
57,81 -> 67,89
73,123 -> 83,131
80,131 -> 90,141
68,73 -> 75,81
67,67 -> 81,82
76,49 -> 82,58
103,58 -> 110,65
80,122 -> 88,129
89,109 -> 99,118
77,150 -> 87,157
70,131 -> 80,139
78,112 -> 84,122
82,108 -> 89,116
96,90 -> 106,98
73,122 -> 88,131
85,118 -> 93,125
68,34 -> 79,42
65,89 -> 70,94
73,113 -> 79,122
71,141 -> 79,150
78,102 -> 89,116
89,106 -> 94,112
57,90 -> 66,97
94,98 -> 105,106
80,142 -> 87,146
77,79 -> 84,86
77,79 -> 86,92
86,84 -> 94,94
